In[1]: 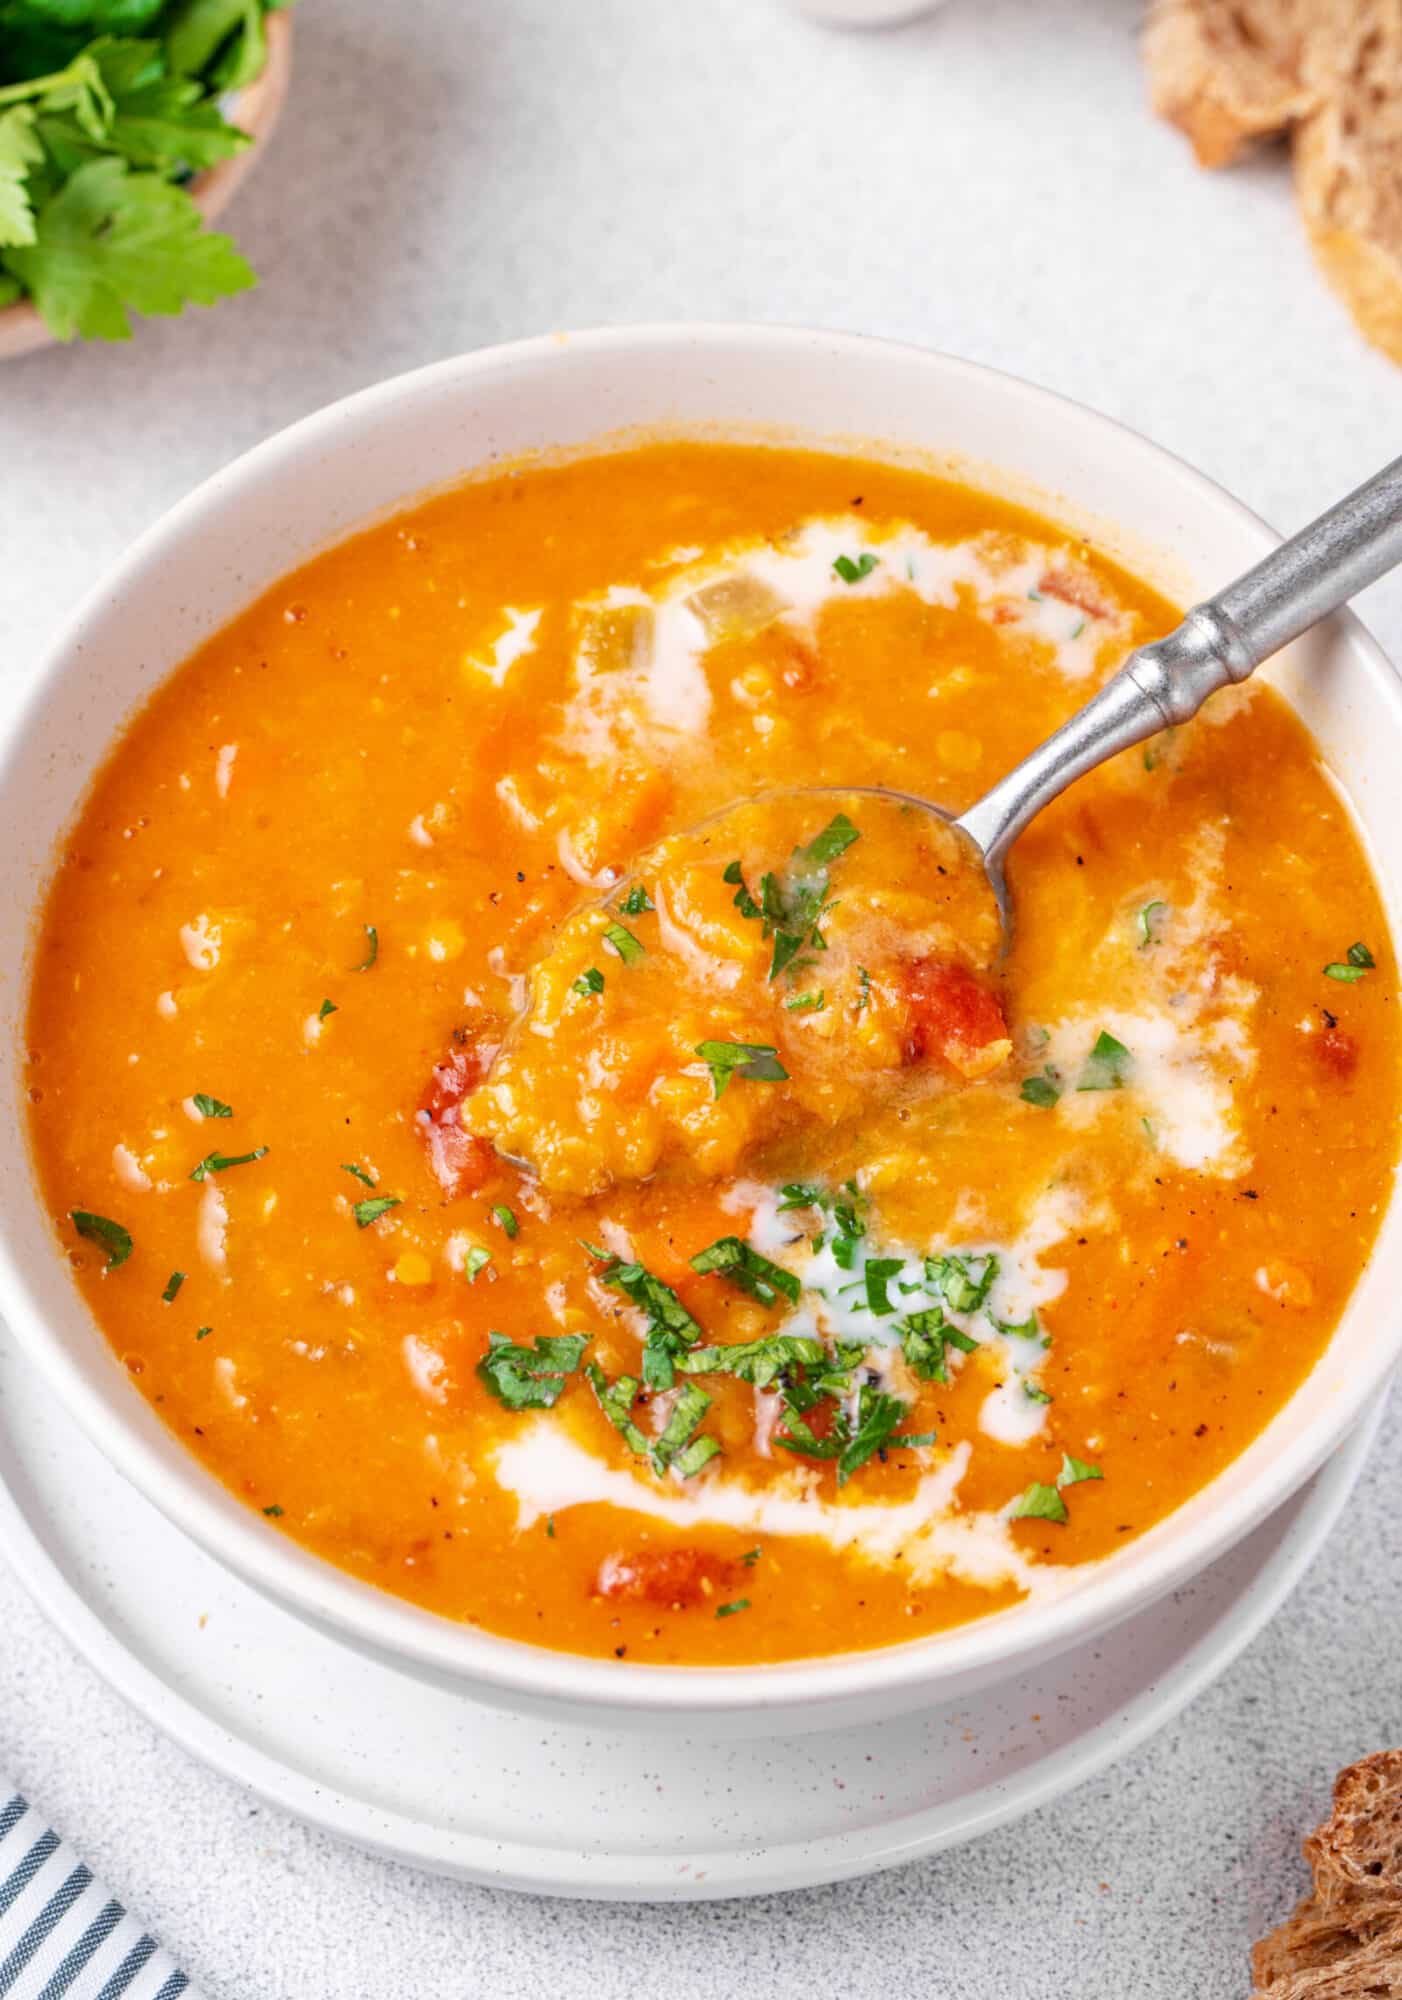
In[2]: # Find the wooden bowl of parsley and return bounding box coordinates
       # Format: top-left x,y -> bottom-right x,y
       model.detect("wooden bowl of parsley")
0,0 -> 292,356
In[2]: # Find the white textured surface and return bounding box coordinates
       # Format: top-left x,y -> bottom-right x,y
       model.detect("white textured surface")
2,0 -> 1401,1992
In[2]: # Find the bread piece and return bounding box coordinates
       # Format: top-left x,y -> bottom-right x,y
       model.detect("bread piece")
1294,3 -> 1402,368
1143,0 -> 1319,167
1305,1752 -> 1402,1904
1253,1888 -> 1402,1990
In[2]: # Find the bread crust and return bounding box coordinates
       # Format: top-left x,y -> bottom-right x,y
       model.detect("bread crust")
1143,0 -> 1318,167
1252,1754 -> 1402,1995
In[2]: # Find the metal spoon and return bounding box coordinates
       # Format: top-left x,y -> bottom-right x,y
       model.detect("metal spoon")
943,453 -> 1402,933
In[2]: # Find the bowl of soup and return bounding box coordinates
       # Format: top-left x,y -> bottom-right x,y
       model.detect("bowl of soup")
3,327 -> 1400,1735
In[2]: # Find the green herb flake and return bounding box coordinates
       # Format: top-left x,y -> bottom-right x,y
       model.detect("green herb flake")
195,1325 -> 212,1340
833,552 -> 879,586
1023,1382 -> 1053,1405
318,999 -> 337,1020
353,1195 -> 402,1229
1137,900 -> 1167,949
189,1146 -> 268,1182
584,1361 -> 650,1457
690,1235 -> 802,1307
1325,942 -> 1376,981
464,1245 -> 492,1282
715,1598 -> 751,1618
799,813 -> 861,867
926,1251 -> 998,1315
650,1380 -> 712,1474
672,1434 -> 722,1479
862,1255 -> 906,1317
341,1163 -> 376,1188
262,1504 -> 284,1519
694,1039 -> 789,1098
1020,1070 -> 1061,1109
585,1247 -> 702,1389
356,924 -> 378,970
740,1546 -> 762,1566
900,1307 -> 978,1383
619,885 -> 654,916
492,1204 -> 520,1239
603,921 -> 645,966
545,1514 -> 556,1538
837,1384 -> 910,1487
161,1269 -> 185,1304
785,990 -> 826,1013
70,1210 -> 133,1271
856,965 -> 872,1013
1077,1029 -> 1133,1092
1008,1481 -> 1068,1524
678,1331 -> 824,1389
1057,1453 -> 1104,1488
479,1331 -> 588,1411
191,1093 -> 231,1118
572,966 -> 605,997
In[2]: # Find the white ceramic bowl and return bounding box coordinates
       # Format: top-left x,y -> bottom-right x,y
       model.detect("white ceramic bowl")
3,327 -> 1399,1737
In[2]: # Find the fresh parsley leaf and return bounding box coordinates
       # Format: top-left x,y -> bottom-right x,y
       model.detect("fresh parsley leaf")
195,1324 -> 212,1339
785,989 -> 825,1013
1325,943 -> 1375,981
1020,1070 -> 1061,1109
3,155 -> 254,341
777,1181 -> 827,1212
584,1361 -> 650,1456
649,1380 -> 712,1474
191,1092 -> 231,1118
463,1245 -> 491,1282
0,106 -> 41,249
1348,941 -> 1376,968
161,1269 -> 184,1302
71,1208 -> 133,1269
1009,1481 -> 1068,1524
925,1251 -> 998,1315
356,924 -> 378,969
900,1307 -> 978,1382
862,1255 -> 905,1316
1024,1382 -> 1053,1405
479,1331 -> 587,1411
585,1246 -> 701,1390
740,1546 -> 761,1566
572,966 -> 605,997
715,1598 -> 750,1618
837,1384 -> 909,1486
618,884 -> 653,916
690,1235 -> 801,1306
352,1195 -> 401,1228
723,858 -> 761,921
988,1307 -> 1045,1345
318,998 -> 336,1019
1077,1029 -> 1132,1091
672,1433 -> 721,1479
262,1503 -> 284,1518
603,921 -> 644,965
833,552 -> 879,585
1138,900 -> 1167,948
189,1145 -> 267,1181
341,1162 -> 376,1188
1057,1453 -> 1103,1488
798,813 -> 861,867
694,1038 -> 789,1098
492,1203 -> 519,1238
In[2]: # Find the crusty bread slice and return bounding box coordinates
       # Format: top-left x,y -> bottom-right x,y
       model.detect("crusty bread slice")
1294,3 -> 1402,368
1143,0 -> 1320,167
1251,1755 -> 1402,1994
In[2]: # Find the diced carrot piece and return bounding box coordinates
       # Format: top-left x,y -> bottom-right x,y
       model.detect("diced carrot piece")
596,1547 -> 738,1608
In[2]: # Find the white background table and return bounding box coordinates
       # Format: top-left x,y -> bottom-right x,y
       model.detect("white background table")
2,1 -> 1400,1992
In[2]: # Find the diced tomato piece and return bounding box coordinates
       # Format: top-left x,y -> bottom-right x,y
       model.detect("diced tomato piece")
901,958 -> 1011,1080
1317,1027 -> 1359,1079
1037,565 -> 1113,621
596,1547 -> 739,1609
417,1032 -> 498,1197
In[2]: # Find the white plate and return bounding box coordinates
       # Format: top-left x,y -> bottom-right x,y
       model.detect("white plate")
0,1328 -> 1380,1901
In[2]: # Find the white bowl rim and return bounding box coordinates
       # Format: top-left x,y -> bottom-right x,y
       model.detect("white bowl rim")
4,320 -> 1400,1719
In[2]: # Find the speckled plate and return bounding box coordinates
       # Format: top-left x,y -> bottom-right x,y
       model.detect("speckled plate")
0,1325 -> 1379,1901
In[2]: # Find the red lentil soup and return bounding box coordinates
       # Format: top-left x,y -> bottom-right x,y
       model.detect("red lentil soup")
26,441 -> 1400,1665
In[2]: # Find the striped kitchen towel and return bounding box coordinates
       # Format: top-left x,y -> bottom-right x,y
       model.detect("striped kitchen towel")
0,1788 -> 200,1999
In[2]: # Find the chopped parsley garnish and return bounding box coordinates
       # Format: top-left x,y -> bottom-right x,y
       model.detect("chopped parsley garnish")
691,1235 -> 802,1306
353,1195 -> 401,1228
925,1251 -> 998,1314
196,1326 -> 212,1340
785,990 -> 826,1013
1076,1029 -> 1132,1092
862,1256 -> 905,1316
546,1515 -> 555,1538
836,1384 -> 910,1486
1325,941 -> 1376,981
584,1361 -> 650,1456
189,1146 -> 268,1182
463,1246 -> 492,1282
1057,1453 -> 1103,1488
988,1307 -> 1045,1345
900,1307 -> 978,1382
715,1598 -> 750,1618
263,1505 -> 284,1519
1023,1382 -> 1053,1405
603,921 -> 645,965
341,1163 -> 376,1188
678,1331 -> 825,1389
356,924 -> 378,970
649,1380 -> 712,1475
740,1546 -> 762,1566
318,999 -> 337,1019
694,1039 -> 789,1098
479,1332 -> 588,1411
492,1204 -> 519,1238
775,1178 -> 868,1268
723,858 -> 761,921
1138,900 -> 1167,949
724,814 -> 859,984
585,1245 -> 701,1389
161,1270 -> 185,1303
800,812 -> 861,866
856,965 -> 872,1013
71,1210 -> 132,1270
191,1093 -> 231,1118
572,966 -> 605,997
618,885 -> 654,916
1020,1069 -> 1061,1109
833,552 -> 879,585
1009,1481 -> 1068,1524
673,1434 -> 722,1478
777,1181 -> 828,1212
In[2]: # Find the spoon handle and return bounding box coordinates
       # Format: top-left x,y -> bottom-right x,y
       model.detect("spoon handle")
956,453 -> 1402,877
